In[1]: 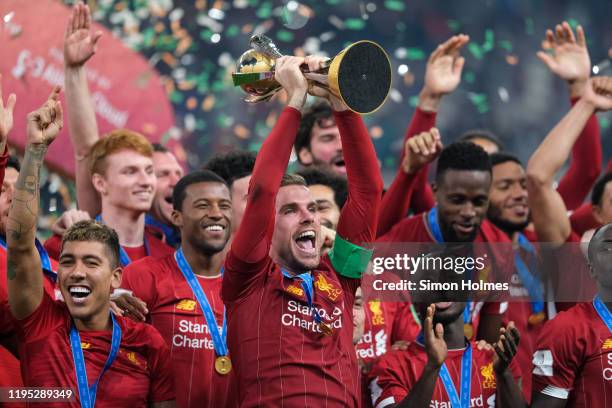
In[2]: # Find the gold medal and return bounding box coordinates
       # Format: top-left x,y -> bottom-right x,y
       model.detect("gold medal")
319,322 -> 334,336
528,312 -> 546,326
463,323 -> 474,340
215,356 -> 232,375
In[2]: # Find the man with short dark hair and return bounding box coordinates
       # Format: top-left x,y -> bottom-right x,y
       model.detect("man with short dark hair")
458,129 -> 505,154
590,172 -> 612,227
119,170 -> 236,408
204,150 -> 256,234
7,87 -> 175,407
223,55 -> 383,406
369,298 -> 524,408
296,166 -> 347,230
531,223 -> 612,407
294,100 -> 348,175
378,136 -> 513,344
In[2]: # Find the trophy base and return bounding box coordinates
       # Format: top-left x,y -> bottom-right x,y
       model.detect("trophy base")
330,41 -> 392,115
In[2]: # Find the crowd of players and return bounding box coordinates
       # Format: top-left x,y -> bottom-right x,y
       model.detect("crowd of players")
1,2 -> 612,407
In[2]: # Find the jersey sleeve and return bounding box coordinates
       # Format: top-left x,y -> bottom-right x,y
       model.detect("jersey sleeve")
145,325 -> 176,403
377,107 -> 436,237
14,291 -> 65,342
333,110 -> 383,248
531,314 -> 582,400
0,287 -> 16,336
222,107 -> 301,304
121,259 -> 158,307
556,98 -> 602,211
43,234 -> 63,261
391,302 -> 420,343
368,350 -> 413,408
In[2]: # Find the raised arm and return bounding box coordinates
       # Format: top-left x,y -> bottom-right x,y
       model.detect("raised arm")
332,108 -> 384,245
395,305 -> 446,408
0,74 -> 16,184
526,77 -> 612,245
378,35 -> 468,236
0,74 -> 16,158
537,21 -> 602,209
7,87 -> 63,319
64,2 -> 103,215
229,56 -> 310,264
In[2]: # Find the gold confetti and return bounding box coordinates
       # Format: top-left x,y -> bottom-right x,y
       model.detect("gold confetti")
506,55 -> 519,65
177,80 -> 196,91
202,95 -> 216,111
370,126 -> 383,139
403,72 -> 415,87
162,52 -> 178,67
176,38 -> 192,55
234,124 -> 251,139
141,123 -> 157,135
266,112 -> 278,128
163,77 -> 176,94
186,97 -> 198,110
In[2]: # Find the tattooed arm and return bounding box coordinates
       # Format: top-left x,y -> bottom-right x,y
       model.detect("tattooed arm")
7,87 -> 63,319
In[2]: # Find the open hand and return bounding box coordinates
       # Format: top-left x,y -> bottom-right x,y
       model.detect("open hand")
492,321 -> 520,374
424,304 -> 447,369
537,21 -> 590,96
0,74 -> 16,146
64,2 -> 102,68
423,34 -> 469,97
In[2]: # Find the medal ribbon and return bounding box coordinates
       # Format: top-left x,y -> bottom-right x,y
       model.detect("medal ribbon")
95,215 -> 149,266
0,235 -> 56,282
427,206 -> 444,244
427,207 -> 474,326
514,233 -> 544,315
281,269 -> 323,326
439,344 -> 472,408
416,331 -> 472,408
69,313 -> 121,408
174,248 -> 228,358
145,214 -> 181,247
593,295 -> 612,332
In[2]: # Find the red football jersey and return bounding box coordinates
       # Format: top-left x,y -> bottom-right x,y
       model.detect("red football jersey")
369,340 -> 521,408
223,253 -> 361,407
0,245 -> 59,394
122,254 -> 236,408
376,213 -> 511,336
356,301 -> 420,363
532,302 -> 612,407
502,233 -> 547,401
356,301 -> 420,408
15,292 -> 174,407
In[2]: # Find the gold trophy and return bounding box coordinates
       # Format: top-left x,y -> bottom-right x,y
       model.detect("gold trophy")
232,34 -> 392,114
